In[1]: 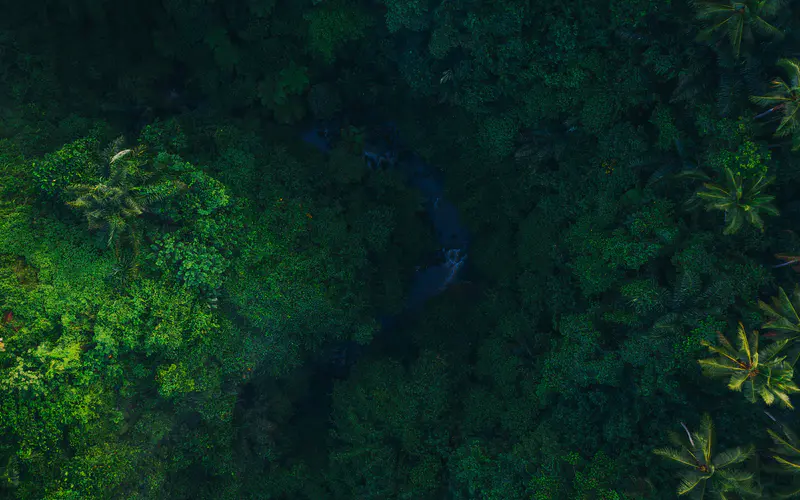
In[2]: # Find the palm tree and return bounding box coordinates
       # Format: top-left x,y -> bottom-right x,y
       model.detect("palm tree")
66,145 -> 182,257
769,426 -> 800,472
693,0 -> 784,58
759,286 -> 800,342
698,322 -> 800,408
765,419 -> 800,498
750,58 -> 800,149
654,414 -> 757,498
696,167 -> 778,235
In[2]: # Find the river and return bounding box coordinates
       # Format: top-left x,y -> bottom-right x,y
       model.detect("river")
301,121 -> 471,369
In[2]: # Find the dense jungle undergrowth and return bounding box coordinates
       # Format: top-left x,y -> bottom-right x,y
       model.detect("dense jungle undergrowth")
7,0 -> 800,498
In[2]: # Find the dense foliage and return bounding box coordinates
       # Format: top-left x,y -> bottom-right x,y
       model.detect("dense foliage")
5,0 -> 800,498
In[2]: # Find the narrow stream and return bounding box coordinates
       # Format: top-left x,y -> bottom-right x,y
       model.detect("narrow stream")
303,122 -> 469,308
301,121 -> 470,365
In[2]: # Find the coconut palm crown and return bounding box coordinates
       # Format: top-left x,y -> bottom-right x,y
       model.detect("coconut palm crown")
698,322 -> 800,408
654,414 -> 757,498
696,167 -> 778,235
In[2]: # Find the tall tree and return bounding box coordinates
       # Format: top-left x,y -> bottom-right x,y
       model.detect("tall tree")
695,167 -> 778,235
698,322 -> 799,408
693,0 -> 784,58
654,414 -> 757,498
66,144 -> 182,257
759,286 -> 800,342
751,58 -> 800,149
767,423 -> 800,498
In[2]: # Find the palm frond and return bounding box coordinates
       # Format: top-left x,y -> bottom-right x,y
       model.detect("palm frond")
760,339 -> 791,362
727,370 -> 749,391
760,287 -> 800,334
750,15 -> 783,38
677,470 -> 711,495
777,58 -> 800,86
713,445 -> 753,468
750,94 -> 788,106
745,209 -> 765,231
773,387 -> 796,409
758,0 -> 787,18
694,1 -> 737,17
737,322 -> 753,364
769,427 -> 800,456
775,455 -> 800,472
699,414 -> 714,464
654,447 -> 702,468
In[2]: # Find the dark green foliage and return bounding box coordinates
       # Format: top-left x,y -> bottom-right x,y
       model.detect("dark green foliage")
539,314 -> 624,397
766,423 -> 800,497
527,451 -> 623,500
5,0 -> 800,497
326,351 -> 452,498
693,0 -> 785,58
306,0 -> 372,62
566,197 -> 678,295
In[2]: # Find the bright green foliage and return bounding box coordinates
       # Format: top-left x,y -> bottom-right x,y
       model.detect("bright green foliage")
153,233 -> 230,293
695,167 -> 778,234
54,442 -> 140,498
177,170 -> 230,217
32,137 -> 101,199
698,322 -> 800,408
654,414 -> 756,498
751,58 -> 800,149
693,0 -> 784,58
138,119 -> 187,153
0,210 -> 119,498
1,121 -> 393,497
66,145 -> 184,255
675,317 -> 725,359
149,166 -> 236,293
706,134 -> 771,179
